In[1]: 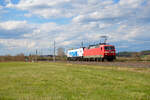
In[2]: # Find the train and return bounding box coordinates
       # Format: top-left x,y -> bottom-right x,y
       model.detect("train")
67,43 -> 116,61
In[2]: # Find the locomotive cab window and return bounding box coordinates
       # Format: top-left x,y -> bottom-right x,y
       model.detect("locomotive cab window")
101,47 -> 102,51
104,46 -> 114,50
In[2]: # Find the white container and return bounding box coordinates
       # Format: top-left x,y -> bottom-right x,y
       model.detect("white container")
67,48 -> 84,57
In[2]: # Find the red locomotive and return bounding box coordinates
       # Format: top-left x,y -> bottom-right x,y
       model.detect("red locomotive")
67,35 -> 116,61
83,43 -> 116,61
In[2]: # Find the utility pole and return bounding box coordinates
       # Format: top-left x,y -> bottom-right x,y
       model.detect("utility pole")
36,49 -> 38,62
53,40 -> 56,62
104,38 -> 107,44
36,49 -> 37,55
81,41 -> 83,48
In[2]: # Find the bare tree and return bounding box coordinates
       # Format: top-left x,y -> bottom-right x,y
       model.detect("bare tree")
57,47 -> 65,57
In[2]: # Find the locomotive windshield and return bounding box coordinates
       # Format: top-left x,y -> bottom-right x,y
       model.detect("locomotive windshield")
104,46 -> 115,50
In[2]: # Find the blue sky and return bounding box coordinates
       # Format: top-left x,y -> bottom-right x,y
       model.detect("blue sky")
0,0 -> 150,55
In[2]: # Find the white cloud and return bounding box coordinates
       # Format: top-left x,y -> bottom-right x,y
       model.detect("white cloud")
99,23 -> 112,29
0,38 -> 36,49
7,0 -> 73,18
0,6 -> 3,9
119,0 -> 143,8
72,15 -> 85,23
5,0 -> 150,20
0,21 -> 28,30
4,0 -> 11,4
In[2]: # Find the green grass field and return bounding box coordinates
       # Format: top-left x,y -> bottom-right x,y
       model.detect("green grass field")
0,62 -> 150,100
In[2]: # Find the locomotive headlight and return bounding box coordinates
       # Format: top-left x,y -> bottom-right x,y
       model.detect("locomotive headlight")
111,51 -> 115,53
105,51 -> 109,53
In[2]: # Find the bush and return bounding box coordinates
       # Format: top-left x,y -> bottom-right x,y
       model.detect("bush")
0,54 -> 25,62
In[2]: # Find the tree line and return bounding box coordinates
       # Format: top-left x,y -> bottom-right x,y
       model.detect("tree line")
0,47 -> 66,62
117,50 -> 150,61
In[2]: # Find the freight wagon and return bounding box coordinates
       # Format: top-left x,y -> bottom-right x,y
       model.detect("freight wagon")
67,48 -> 84,61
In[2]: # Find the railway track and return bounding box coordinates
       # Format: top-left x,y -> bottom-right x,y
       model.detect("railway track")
66,61 -> 150,68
